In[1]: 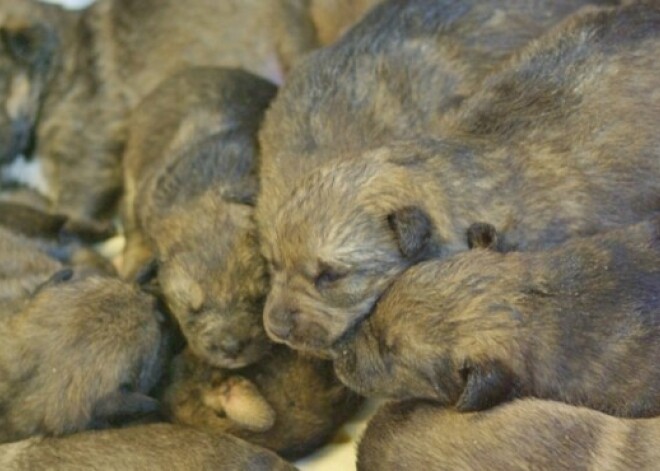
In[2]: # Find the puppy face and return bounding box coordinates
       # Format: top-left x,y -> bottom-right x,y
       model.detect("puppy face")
157,202 -> 270,369
263,156 -> 442,356
0,1 -> 60,163
334,252 -> 522,410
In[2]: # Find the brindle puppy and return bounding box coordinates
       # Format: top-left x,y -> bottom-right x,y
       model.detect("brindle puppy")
0,272 -> 166,443
260,2 -> 659,356
358,399 -> 660,471
163,346 -> 362,460
334,218 -> 660,416
0,423 -> 296,471
0,0 -> 386,223
121,68 -> 276,369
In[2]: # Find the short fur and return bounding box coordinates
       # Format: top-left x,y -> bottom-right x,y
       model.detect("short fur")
0,272 -> 166,443
0,0 -> 387,223
163,346 -> 362,460
335,217 -> 660,417
0,423 -> 296,470
121,68 -> 277,368
260,2 -> 659,355
358,399 -> 660,471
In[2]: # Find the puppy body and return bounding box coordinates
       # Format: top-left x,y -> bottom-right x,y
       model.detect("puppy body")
0,273 -> 165,443
257,0 -> 619,241
0,0 -> 319,222
0,423 -> 296,471
335,217 -> 660,416
358,399 -> 660,471
261,2 -> 660,355
163,346 -> 362,460
121,68 -> 276,369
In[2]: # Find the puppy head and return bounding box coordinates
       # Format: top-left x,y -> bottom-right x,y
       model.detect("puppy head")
0,0 -> 63,163
156,196 -> 270,369
17,273 -> 165,433
262,152 -> 445,356
335,250 -> 523,409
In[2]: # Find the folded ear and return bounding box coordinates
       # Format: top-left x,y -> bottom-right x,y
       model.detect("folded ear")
1,23 -> 56,66
455,359 -> 515,412
466,222 -> 498,250
387,206 -> 434,260
93,390 -> 162,427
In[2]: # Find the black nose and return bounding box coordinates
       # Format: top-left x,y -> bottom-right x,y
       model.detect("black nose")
214,337 -> 245,358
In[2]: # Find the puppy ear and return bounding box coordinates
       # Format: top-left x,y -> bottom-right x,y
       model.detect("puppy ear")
387,206 -> 433,259
466,222 -> 498,250
1,23 -> 55,65
455,359 -> 515,412
93,390 -> 162,427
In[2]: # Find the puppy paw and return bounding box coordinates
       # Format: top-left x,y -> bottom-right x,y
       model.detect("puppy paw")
202,376 -> 276,432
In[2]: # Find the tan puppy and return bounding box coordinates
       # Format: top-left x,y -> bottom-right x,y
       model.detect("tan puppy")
0,423 -> 297,471
0,0 -> 386,223
358,399 -> 660,471
0,0 -> 309,224
260,2 -> 659,355
0,272 -> 166,443
163,346 -> 362,460
122,68 -> 276,368
334,218 -> 660,416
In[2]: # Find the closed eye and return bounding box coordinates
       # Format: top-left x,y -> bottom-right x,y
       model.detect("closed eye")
315,263 -> 348,289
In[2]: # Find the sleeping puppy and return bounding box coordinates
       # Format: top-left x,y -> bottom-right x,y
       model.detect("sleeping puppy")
0,0 -> 386,224
357,399 -> 660,471
163,346 -> 362,460
0,271 -> 166,443
121,68 -> 276,369
260,1 -> 659,356
0,423 -> 296,471
334,217 -> 660,417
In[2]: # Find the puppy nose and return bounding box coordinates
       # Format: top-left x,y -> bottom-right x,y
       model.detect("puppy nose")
215,337 -> 245,358
267,320 -> 292,340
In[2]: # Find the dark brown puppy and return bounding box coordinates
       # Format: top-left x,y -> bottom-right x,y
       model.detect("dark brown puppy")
0,423 -> 297,471
358,399 -> 660,471
122,68 -> 276,369
260,2 -> 659,356
163,346 -> 362,460
334,218 -> 660,417
0,272 -> 166,443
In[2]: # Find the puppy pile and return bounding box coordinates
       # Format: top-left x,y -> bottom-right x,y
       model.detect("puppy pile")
0,0 -> 658,469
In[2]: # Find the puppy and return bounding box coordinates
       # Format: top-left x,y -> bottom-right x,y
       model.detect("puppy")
260,2 -> 659,355
357,399 -> 660,471
0,0 -> 385,223
334,218 -> 660,417
163,346 -> 362,460
0,272 -> 166,443
121,68 -> 276,368
0,423 -> 296,471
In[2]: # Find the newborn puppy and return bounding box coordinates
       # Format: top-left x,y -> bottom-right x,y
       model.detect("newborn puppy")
0,423 -> 296,471
0,0 -> 320,222
163,346 -> 362,460
0,273 -> 166,443
122,68 -> 277,369
358,399 -> 660,471
260,1 -> 659,355
335,217 -> 660,417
